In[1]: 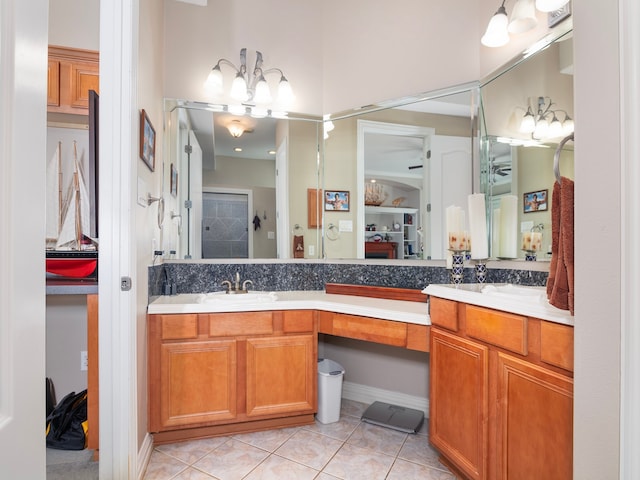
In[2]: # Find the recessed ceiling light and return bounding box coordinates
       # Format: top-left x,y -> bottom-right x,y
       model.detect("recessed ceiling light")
234,147 -> 243,152
268,150 -> 276,155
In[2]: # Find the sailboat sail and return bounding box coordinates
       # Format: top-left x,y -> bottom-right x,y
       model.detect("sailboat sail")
45,142 -> 62,243
55,141 -> 93,250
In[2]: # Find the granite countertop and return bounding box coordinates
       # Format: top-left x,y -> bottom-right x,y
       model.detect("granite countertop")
423,283 -> 574,326
148,290 -> 429,326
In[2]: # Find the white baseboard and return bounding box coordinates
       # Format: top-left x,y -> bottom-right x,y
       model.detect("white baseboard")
137,432 -> 154,480
341,381 -> 429,418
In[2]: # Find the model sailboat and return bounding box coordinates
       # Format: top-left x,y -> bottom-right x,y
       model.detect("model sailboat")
46,140 -> 97,278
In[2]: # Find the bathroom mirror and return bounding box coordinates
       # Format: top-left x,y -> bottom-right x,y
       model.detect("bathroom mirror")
322,85 -> 478,260
479,29 -> 575,261
162,99 -> 322,260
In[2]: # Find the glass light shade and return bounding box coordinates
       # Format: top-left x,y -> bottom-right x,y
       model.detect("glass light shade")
230,73 -> 249,101
203,65 -> 223,93
508,0 -> 538,34
534,118 -> 549,138
228,104 -> 246,116
253,76 -> 272,104
481,7 -> 510,48
562,116 -> 574,135
276,77 -> 295,106
519,108 -> 536,133
548,114 -> 564,137
535,0 -> 569,12
227,122 -> 245,138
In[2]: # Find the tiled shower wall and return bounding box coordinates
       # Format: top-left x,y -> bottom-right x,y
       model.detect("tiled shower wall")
149,261 -> 548,299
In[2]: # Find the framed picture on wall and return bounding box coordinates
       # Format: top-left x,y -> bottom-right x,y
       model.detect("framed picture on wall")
139,109 -> 156,172
324,190 -> 350,211
170,163 -> 178,197
523,189 -> 548,213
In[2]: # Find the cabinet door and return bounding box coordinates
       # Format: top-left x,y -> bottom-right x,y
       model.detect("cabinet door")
496,353 -> 573,480
159,340 -> 237,429
430,328 -> 489,480
245,334 -> 316,417
47,59 -> 60,107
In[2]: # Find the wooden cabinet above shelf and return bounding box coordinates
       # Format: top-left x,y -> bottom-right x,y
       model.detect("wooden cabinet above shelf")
48,45 -> 99,115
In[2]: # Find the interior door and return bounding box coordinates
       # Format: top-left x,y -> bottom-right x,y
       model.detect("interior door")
430,135 -> 473,260
0,2 -> 47,477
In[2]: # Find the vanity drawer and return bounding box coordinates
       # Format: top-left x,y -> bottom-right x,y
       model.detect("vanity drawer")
206,312 -> 274,337
429,297 -> 459,331
540,321 -> 574,372
323,312 -> 407,347
282,310 -> 316,333
159,314 -> 199,340
465,305 -> 528,355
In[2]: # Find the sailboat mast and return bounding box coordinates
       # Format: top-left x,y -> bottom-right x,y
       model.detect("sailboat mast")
73,141 -> 82,249
57,141 -> 63,232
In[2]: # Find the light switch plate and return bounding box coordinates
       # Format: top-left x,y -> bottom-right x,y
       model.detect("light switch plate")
339,220 -> 353,232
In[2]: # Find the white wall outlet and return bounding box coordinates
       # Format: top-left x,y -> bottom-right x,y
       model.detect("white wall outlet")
308,245 -> 315,256
80,351 -> 88,371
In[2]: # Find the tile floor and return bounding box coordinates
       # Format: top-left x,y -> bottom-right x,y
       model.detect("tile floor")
142,400 -> 454,480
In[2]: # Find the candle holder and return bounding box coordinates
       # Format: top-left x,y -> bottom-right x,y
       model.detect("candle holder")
449,250 -> 466,285
474,259 -> 488,284
523,250 -> 537,261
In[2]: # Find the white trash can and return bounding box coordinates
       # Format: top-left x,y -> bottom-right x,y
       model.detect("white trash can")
317,358 -> 345,424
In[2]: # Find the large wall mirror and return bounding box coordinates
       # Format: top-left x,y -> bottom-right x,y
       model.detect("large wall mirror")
479,29 -> 574,261
162,99 -> 322,260
161,29 -> 573,263
322,86 -> 478,261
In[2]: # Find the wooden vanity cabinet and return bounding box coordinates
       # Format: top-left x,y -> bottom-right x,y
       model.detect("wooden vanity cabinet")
148,310 -> 317,441
48,45 -> 99,115
428,297 -> 574,480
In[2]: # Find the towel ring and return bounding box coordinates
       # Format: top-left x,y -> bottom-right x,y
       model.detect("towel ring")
326,223 -> 340,241
554,133 -> 574,184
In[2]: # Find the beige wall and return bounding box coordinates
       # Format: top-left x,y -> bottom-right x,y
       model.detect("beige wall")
137,0 -> 165,449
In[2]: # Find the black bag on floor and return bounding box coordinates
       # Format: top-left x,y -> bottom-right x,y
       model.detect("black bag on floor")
46,389 -> 88,450
46,377 -> 56,419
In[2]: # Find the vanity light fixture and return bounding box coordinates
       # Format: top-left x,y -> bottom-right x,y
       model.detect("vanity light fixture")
204,48 -> 294,112
482,0 -> 571,47
519,96 -> 574,140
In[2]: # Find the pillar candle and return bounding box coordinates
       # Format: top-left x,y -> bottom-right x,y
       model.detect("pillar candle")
499,195 -> 518,258
492,208 -> 501,258
468,194 -> 488,259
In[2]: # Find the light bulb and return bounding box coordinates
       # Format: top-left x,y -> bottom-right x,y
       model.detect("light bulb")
548,114 -> 563,137
204,65 -> 223,94
481,6 -> 510,48
519,108 -> 536,133
534,118 -> 549,138
253,76 -> 272,104
535,0 -> 569,13
508,0 -> 538,34
230,73 -> 248,101
276,76 -> 295,106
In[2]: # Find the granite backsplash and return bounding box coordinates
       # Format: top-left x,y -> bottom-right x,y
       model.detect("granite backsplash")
149,261 -> 549,299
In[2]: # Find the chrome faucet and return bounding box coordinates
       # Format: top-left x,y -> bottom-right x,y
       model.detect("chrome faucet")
221,272 -> 252,294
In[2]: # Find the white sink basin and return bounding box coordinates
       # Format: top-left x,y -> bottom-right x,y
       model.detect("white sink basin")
481,284 -> 545,298
197,291 -> 279,304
